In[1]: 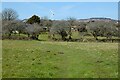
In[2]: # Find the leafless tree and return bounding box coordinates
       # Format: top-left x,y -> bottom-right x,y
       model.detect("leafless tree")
2,8 -> 18,21
16,21 -> 27,36
67,17 -> 77,39
77,22 -> 88,41
87,21 -> 117,40
25,23 -> 43,40
40,16 -> 52,32
50,20 -> 70,40
2,20 -> 18,37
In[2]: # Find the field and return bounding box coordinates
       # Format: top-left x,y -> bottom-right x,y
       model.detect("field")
2,39 -> 118,78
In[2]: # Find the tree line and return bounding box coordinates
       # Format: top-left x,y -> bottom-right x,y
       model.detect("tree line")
1,8 -> 119,42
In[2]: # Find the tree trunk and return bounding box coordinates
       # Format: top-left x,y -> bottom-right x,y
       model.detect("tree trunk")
36,35 -> 39,40
8,33 -> 11,38
61,35 -> 66,41
93,33 -> 98,40
95,37 -> 98,40
28,34 -> 30,37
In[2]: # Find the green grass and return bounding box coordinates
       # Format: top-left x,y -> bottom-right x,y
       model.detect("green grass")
2,40 -> 118,78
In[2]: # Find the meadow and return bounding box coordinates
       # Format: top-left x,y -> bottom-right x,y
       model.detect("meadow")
1,3 -> 119,78
2,36 -> 118,78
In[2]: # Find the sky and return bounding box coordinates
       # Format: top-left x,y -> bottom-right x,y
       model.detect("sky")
1,0 -> 119,2
2,2 -> 118,20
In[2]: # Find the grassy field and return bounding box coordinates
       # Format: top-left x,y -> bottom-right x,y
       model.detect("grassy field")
2,39 -> 118,78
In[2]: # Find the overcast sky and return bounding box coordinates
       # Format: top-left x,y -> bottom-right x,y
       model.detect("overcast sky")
2,2 -> 118,20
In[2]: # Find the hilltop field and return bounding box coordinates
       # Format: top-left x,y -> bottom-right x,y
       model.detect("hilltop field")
1,3 -> 119,78
2,34 -> 118,78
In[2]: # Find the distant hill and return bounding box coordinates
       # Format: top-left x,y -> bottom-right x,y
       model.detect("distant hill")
22,17 -> 118,23
79,17 -> 118,23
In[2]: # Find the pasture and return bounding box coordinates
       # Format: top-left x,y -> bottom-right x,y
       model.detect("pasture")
2,40 -> 118,78
1,3 -> 119,78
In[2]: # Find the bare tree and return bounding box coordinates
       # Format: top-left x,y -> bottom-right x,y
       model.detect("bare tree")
40,16 -> 52,32
87,21 -> 117,40
25,23 -> 43,40
103,21 -> 117,39
77,22 -> 88,41
50,20 -> 70,40
2,20 -> 18,37
16,21 -> 27,36
87,21 -> 104,40
2,8 -> 18,21
67,17 -> 76,39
